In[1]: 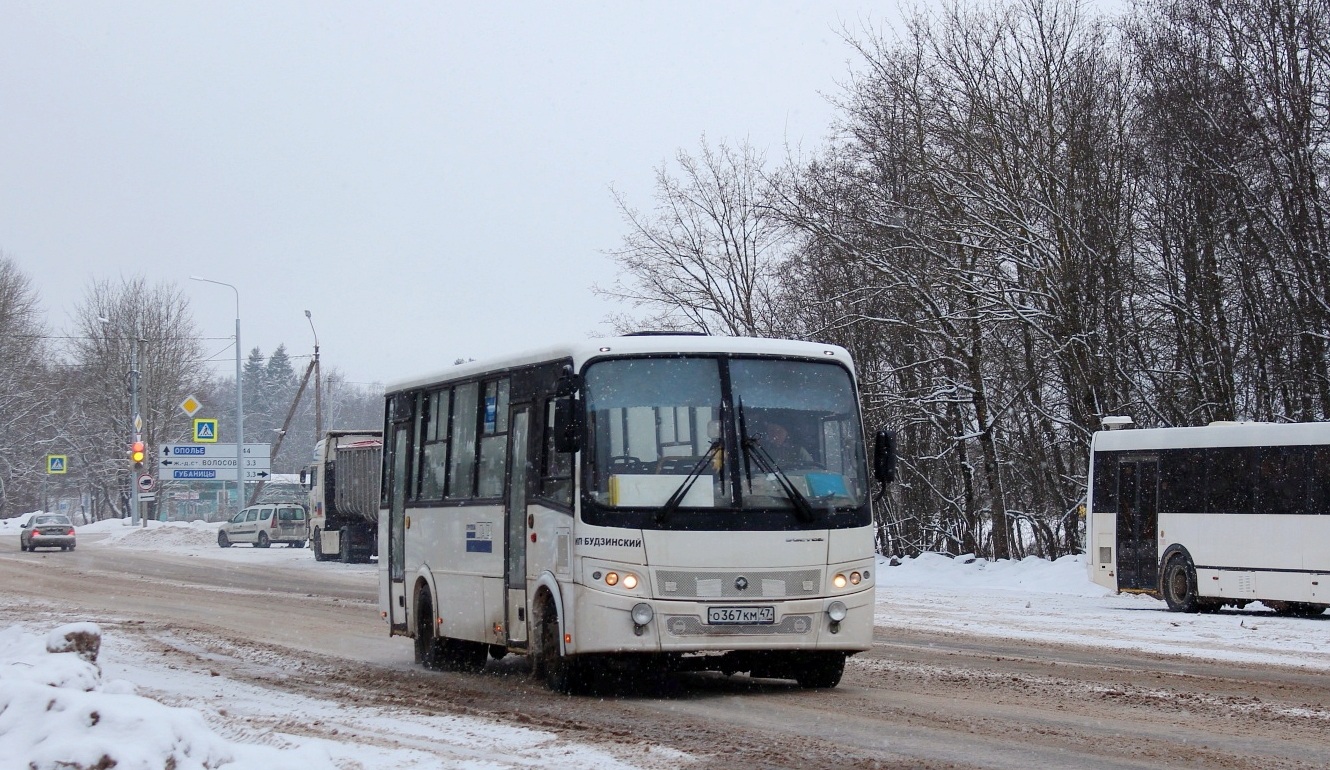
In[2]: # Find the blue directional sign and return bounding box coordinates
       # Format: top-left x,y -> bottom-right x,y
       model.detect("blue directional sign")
173,469 -> 217,479
193,418 -> 219,443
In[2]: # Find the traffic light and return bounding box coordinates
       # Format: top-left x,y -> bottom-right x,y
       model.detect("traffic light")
130,441 -> 146,469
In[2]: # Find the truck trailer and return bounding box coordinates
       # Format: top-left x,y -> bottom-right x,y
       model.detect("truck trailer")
303,430 -> 382,563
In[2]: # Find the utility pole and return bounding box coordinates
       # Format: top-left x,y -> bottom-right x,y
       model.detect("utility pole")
130,334 -> 142,526
306,310 -> 322,439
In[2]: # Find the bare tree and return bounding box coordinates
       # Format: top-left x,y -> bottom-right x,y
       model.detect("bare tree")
1132,0 -> 1330,423
64,277 -> 209,519
774,0 -> 1134,559
0,255 -> 52,516
597,138 -> 791,337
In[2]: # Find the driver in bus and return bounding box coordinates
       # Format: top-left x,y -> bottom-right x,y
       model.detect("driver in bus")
760,420 -> 813,467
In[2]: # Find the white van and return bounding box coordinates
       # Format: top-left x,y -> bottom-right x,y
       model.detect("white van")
217,503 -> 307,548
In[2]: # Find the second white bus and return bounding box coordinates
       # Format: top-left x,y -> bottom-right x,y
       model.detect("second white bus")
378,334 -> 894,691
1087,420 -> 1330,616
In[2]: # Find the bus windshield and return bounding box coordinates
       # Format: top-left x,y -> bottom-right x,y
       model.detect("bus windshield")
583,355 -> 868,521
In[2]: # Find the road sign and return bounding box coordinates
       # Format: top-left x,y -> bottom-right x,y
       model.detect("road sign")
163,468 -> 272,482
159,443 -> 271,459
138,491 -> 156,502
158,443 -> 270,469
193,418 -> 219,442
46,455 -> 68,474
157,443 -> 272,482
179,395 -> 202,417
137,473 -> 156,492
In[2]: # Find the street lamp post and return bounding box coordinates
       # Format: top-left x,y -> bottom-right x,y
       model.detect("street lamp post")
190,276 -> 244,518
305,310 -> 322,440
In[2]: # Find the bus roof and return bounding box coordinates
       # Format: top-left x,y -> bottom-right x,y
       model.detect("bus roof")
384,335 -> 856,395
1093,421 -> 1330,452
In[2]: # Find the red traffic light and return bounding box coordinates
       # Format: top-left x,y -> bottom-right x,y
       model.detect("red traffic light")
130,441 -> 146,464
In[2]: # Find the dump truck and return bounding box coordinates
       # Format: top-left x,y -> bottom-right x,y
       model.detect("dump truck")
302,430 -> 382,563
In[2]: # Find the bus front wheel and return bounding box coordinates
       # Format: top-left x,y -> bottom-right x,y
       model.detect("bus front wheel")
795,652 -> 847,689
533,596 -> 586,694
1161,556 -> 1202,613
414,587 -> 442,669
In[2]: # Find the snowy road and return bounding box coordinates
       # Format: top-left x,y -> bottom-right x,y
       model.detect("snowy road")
2,519 -> 1329,769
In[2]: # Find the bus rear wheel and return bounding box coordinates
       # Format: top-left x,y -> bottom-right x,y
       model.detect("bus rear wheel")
1161,556 -> 1202,613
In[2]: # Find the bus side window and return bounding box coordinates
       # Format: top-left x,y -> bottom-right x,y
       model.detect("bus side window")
1091,451 -> 1118,513
540,398 -> 574,508
1205,447 -> 1254,514
1159,448 -> 1204,513
1256,445 -> 1310,515
1312,446 -> 1330,514
418,389 -> 451,500
448,382 -> 479,499
477,379 -> 510,498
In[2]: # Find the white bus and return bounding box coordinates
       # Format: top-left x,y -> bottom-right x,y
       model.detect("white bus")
1087,419 -> 1330,616
378,334 -> 893,692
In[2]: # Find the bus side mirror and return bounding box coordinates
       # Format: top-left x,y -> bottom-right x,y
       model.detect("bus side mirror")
553,396 -> 583,453
874,429 -> 897,485
555,366 -> 583,398
299,469 -> 307,487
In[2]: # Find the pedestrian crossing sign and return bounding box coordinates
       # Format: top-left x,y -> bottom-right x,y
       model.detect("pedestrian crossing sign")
46,455 -> 68,474
193,418 -> 219,443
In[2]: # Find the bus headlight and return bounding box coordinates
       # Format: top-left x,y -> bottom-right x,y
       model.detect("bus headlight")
833,573 -> 848,589
622,573 -> 639,590
631,603 -> 654,635
827,601 -> 848,623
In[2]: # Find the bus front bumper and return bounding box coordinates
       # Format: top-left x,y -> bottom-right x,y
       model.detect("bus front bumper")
567,586 -> 875,656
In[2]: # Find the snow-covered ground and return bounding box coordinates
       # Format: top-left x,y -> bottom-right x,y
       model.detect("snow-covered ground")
2,515 -> 1328,769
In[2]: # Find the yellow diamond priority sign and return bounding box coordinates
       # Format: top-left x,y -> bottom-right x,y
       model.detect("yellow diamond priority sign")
179,395 -> 202,417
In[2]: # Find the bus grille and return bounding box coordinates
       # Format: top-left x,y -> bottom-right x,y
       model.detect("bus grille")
653,569 -> 822,599
663,615 -> 816,636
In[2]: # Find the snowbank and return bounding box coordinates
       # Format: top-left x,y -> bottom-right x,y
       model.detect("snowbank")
875,552 -> 1330,671
0,623 -> 335,770
877,552 -> 1113,597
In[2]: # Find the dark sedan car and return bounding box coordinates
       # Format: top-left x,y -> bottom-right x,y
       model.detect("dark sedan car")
20,514 -> 76,552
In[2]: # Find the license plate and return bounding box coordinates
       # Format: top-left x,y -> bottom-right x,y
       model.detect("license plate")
706,606 -> 776,625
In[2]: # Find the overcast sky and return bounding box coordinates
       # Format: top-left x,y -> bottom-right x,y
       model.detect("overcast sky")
2,2 -> 899,387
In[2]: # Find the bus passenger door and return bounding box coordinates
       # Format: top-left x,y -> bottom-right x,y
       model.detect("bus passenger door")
386,423 -> 410,633
1116,459 -> 1159,591
504,406 -> 531,646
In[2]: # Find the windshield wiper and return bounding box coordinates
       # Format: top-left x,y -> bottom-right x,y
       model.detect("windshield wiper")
736,400 -> 816,523
656,440 -> 724,524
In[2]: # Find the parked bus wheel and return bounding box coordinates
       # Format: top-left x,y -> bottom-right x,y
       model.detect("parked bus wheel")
1161,555 -> 1201,613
